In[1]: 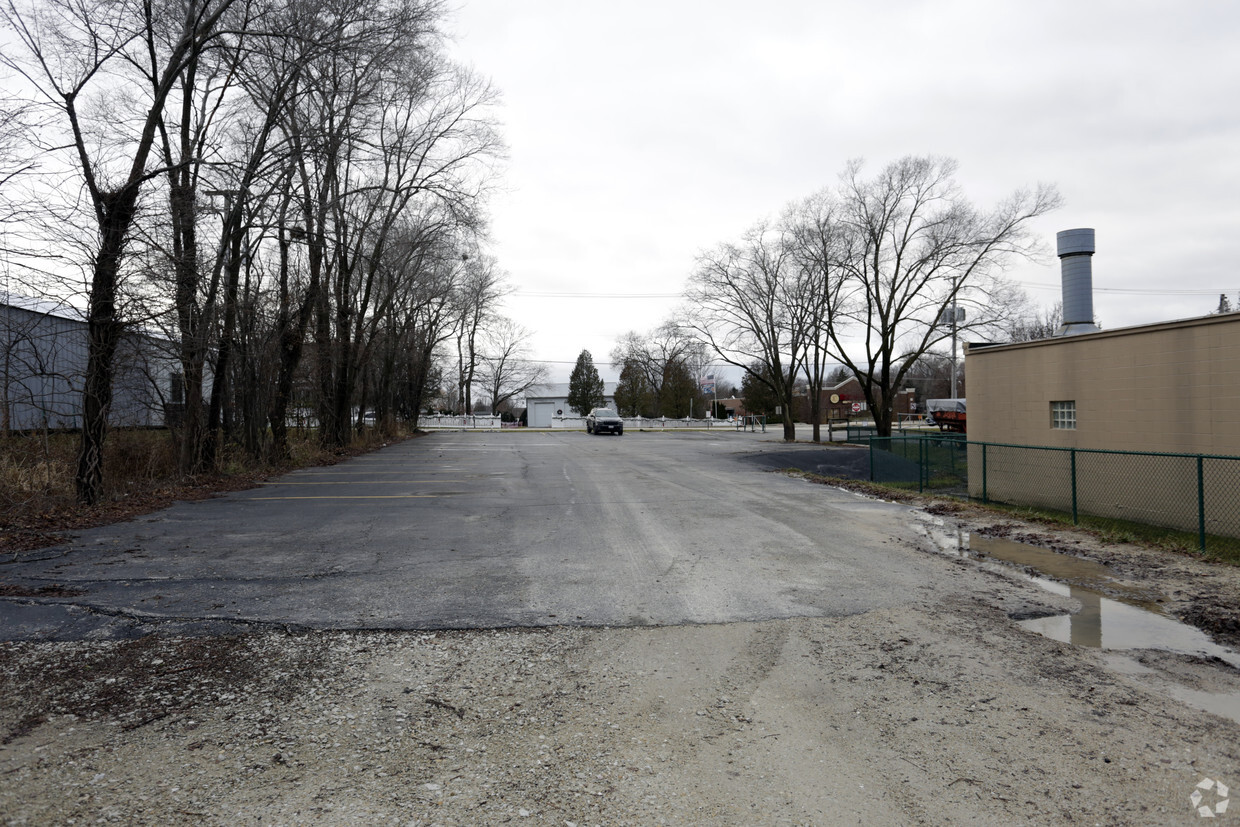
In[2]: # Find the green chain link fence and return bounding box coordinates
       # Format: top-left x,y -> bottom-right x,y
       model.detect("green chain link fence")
868,434 -> 968,496
869,436 -> 1240,555
846,423 -> 880,442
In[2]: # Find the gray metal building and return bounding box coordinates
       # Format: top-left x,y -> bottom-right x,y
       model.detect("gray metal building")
2,293 -> 177,432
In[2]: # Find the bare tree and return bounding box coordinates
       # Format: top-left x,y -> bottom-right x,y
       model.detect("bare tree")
783,190 -> 849,442
0,93 -> 38,238
900,351 -> 955,403
147,0 -> 333,472
289,6 -> 500,445
1006,300 -> 1063,342
826,157 -> 1060,436
475,317 -> 546,415
452,253 -> 506,415
609,322 -> 704,418
375,225 -> 469,428
683,223 -> 805,440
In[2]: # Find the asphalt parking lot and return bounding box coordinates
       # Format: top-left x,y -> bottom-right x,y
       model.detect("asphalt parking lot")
1,431 -> 921,640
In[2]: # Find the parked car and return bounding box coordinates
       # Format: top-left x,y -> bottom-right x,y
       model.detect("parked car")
586,407 -> 623,435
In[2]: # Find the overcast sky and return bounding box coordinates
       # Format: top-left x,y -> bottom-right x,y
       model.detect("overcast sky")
445,1 -> 1240,385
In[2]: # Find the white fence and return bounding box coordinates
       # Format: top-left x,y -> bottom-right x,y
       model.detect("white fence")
419,415 -> 507,429
550,416 -> 734,431
418,415 -> 742,431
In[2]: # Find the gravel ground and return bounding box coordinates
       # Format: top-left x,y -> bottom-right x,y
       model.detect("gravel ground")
3,484 -> 1240,825
3,607 -> 1239,824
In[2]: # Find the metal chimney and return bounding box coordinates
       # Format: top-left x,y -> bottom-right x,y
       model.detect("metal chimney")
1054,228 -> 1100,336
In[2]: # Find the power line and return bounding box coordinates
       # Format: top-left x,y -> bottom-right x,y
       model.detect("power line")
1020,280 -> 1232,296
518,284 -> 1236,299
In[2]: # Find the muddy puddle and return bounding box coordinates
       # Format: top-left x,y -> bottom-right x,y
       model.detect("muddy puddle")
913,513 -> 1240,723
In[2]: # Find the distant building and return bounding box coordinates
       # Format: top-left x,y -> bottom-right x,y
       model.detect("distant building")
525,382 -> 617,428
2,293 -> 177,432
793,376 -> 915,423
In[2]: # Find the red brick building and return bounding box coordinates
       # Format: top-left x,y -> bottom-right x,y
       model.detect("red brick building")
794,377 -> 916,423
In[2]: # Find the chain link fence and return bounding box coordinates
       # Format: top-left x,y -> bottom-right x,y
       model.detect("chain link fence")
868,436 -> 1240,554
868,434 -> 968,496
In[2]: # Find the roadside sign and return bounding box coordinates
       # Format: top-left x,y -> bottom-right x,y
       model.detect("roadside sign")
851,402 -> 862,413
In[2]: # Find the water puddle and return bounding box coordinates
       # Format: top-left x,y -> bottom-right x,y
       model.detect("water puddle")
913,515 -> 1240,670
913,515 -> 1240,723
1104,653 -> 1240,724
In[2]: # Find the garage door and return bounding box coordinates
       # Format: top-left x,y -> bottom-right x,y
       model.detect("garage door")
529,401 -> 555,428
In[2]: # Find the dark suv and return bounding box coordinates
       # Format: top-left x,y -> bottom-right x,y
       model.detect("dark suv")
586,407 -> 623,435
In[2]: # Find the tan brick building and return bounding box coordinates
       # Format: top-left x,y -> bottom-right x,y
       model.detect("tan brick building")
965,312 -> 1240,455
963,313 -> 1240,538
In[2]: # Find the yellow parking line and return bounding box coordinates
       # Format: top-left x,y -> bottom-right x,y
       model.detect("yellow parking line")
290,470 -> 467,475
262,480 -> 472,485
248,494 -> 446,500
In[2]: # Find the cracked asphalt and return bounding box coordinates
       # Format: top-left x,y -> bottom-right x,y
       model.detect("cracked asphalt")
1,431 -> 913,640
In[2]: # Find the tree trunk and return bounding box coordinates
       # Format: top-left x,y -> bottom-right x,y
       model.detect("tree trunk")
356,368 -> 369,435
331,319 -> 352,446
269,225 -> 322,461
75,190 -> 138,505
205,223 -> 244,465
314,274 -> 336,447
404,341 -> 437,431
168,180 -> 211,476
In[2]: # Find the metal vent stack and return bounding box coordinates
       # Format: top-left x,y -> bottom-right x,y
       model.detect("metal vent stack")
1054,227 -> 1101,336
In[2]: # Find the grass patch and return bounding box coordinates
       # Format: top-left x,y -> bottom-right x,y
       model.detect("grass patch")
783,468 -> 1240,567
988,503 -> 1240,565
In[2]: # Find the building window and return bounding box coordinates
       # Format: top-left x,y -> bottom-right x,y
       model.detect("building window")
170,372 -> 184,405
1050,400 -> 1076,430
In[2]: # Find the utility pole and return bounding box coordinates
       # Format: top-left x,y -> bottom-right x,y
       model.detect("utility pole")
953,305 -> 965,399
939,304 -> 965,399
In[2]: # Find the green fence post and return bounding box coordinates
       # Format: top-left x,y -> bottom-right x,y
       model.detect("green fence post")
919,437 -> 926,494
982,443 -> 988,504
1198,455 -> 1206,552
1070,448 -> 1078,525
868,437 -> 874,483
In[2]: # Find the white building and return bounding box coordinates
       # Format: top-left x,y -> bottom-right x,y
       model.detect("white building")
525,382 -> 617,428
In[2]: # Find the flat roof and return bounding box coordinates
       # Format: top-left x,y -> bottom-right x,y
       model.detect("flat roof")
965,310 -> 1240,355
